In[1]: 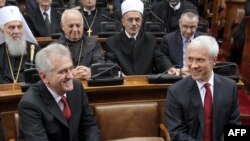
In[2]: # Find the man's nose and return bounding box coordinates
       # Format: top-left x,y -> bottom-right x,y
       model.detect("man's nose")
66,69 -> 74,79
13,27 -> 20,33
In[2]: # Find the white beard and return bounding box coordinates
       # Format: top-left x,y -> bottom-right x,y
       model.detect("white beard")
5,34 -> 27,56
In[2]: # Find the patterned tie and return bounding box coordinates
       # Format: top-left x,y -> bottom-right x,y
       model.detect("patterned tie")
43,12 -> 50,34
204,83 -> 213,141
185,39 -> 191,47
60,96 -> 71,121
183,39 -> 191,67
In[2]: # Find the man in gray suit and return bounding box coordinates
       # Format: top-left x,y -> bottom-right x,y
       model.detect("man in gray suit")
166,35 -> 241,141
18,43 -> 100,141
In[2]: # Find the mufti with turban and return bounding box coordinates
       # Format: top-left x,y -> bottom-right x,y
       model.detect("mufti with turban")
0,6 -> 40,84
104,0 -> 178,75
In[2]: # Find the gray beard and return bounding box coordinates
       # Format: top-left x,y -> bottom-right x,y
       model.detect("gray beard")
5,35 -> 27,56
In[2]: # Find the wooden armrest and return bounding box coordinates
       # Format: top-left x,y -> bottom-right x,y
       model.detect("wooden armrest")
159,123 -> 171,141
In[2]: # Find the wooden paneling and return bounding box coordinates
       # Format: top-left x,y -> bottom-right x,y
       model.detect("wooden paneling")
36,36 -> 163,48
222,0 -> 245,58
0,76 -> 169,113
240,16 -> 250,91
0,75 -> 245,114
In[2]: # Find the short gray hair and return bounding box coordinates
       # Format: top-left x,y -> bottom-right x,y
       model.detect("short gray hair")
188,35 -> 219,58
35,43 -> 71,73
61,8 -> 83,24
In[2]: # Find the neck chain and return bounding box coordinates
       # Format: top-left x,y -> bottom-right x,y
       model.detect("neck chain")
65,40 -> 83,67
83,9 -> 98,36
5,45 -> 24,83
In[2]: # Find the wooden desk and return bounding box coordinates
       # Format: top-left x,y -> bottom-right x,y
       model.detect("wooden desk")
36,36 -> 163,48
240,16 -> 250,91
0,76 -> 245,113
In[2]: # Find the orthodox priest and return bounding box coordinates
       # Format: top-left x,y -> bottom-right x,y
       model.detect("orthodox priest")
69,0 -> 110,36
55,9 -> 104,79
0,6 -> 40,84
105,0 -> 178,75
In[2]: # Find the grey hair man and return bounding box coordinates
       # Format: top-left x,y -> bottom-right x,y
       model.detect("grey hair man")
166,35 -> 241,141
18,43 -> 100,141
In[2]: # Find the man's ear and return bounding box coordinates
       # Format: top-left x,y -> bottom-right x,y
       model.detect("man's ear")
60,22 -> 64,31
213,57 -> 218,65
39,72 -> 49,84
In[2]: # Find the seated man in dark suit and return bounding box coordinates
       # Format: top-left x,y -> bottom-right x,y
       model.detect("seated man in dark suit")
151,0 -> 197,32
55,9 -> 104,79
18,43 -> 100,141
25,0 -> 62,37
0,6 -> 40,84
25,0 -> 64,13
105,0 -> 178,76
160,9 -> 206,76
166,35 -> 241,141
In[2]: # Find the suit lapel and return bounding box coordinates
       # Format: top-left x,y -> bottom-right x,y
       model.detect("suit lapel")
67,91 -> 76,136
50,8 -> 59,33
212,75 -> 223,136
175,33 -> 184,66
189,78 -> 204,134
35,9 -> 49,35
39,81 -> 69,127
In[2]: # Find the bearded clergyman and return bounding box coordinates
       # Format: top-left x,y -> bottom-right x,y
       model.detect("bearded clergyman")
0,6 -> 40,84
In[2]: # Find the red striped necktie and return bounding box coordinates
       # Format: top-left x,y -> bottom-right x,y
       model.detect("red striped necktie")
60,96 -> 71,121
204,83 -> 213,141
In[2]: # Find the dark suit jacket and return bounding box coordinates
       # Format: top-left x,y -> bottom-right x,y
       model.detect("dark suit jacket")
151,0 -> 197,32
166,74 -> 241,141
160,31 -> 205,67
25,7 -> 62,37
105,31 -> 173,75
25,0 -> 64,13
18,80 -> 100,141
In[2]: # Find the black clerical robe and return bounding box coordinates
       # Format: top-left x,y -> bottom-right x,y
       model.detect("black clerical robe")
105,31 -> 173,75
55,34 -> 104,67
0,42 -> 40,84
81,8 -> 110,35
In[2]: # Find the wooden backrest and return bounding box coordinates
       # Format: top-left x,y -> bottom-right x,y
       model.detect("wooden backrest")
1,111 -> 19,141
94,102 -> 160,140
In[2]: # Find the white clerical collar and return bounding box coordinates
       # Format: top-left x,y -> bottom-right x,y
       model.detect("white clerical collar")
169,2 -> 181,11
46,85 -> 67,104
84,7 -> 96,15
125,30 -> 138,40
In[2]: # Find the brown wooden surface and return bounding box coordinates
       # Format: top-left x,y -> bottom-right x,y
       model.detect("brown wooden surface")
222,0 -> 246,58
240,16 -> 250,91
210,0 -> 223,36
0,75 -> 245,114
36,36 -> 163,48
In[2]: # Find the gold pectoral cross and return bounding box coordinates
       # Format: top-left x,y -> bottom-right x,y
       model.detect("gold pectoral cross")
87,28 -> 92,36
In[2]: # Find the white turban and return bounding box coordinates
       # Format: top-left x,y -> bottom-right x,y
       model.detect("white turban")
0,6 -> 38,45
121,0 -> 144,15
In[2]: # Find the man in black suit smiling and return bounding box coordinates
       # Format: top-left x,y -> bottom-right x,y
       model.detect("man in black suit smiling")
18,43 -> 100,141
